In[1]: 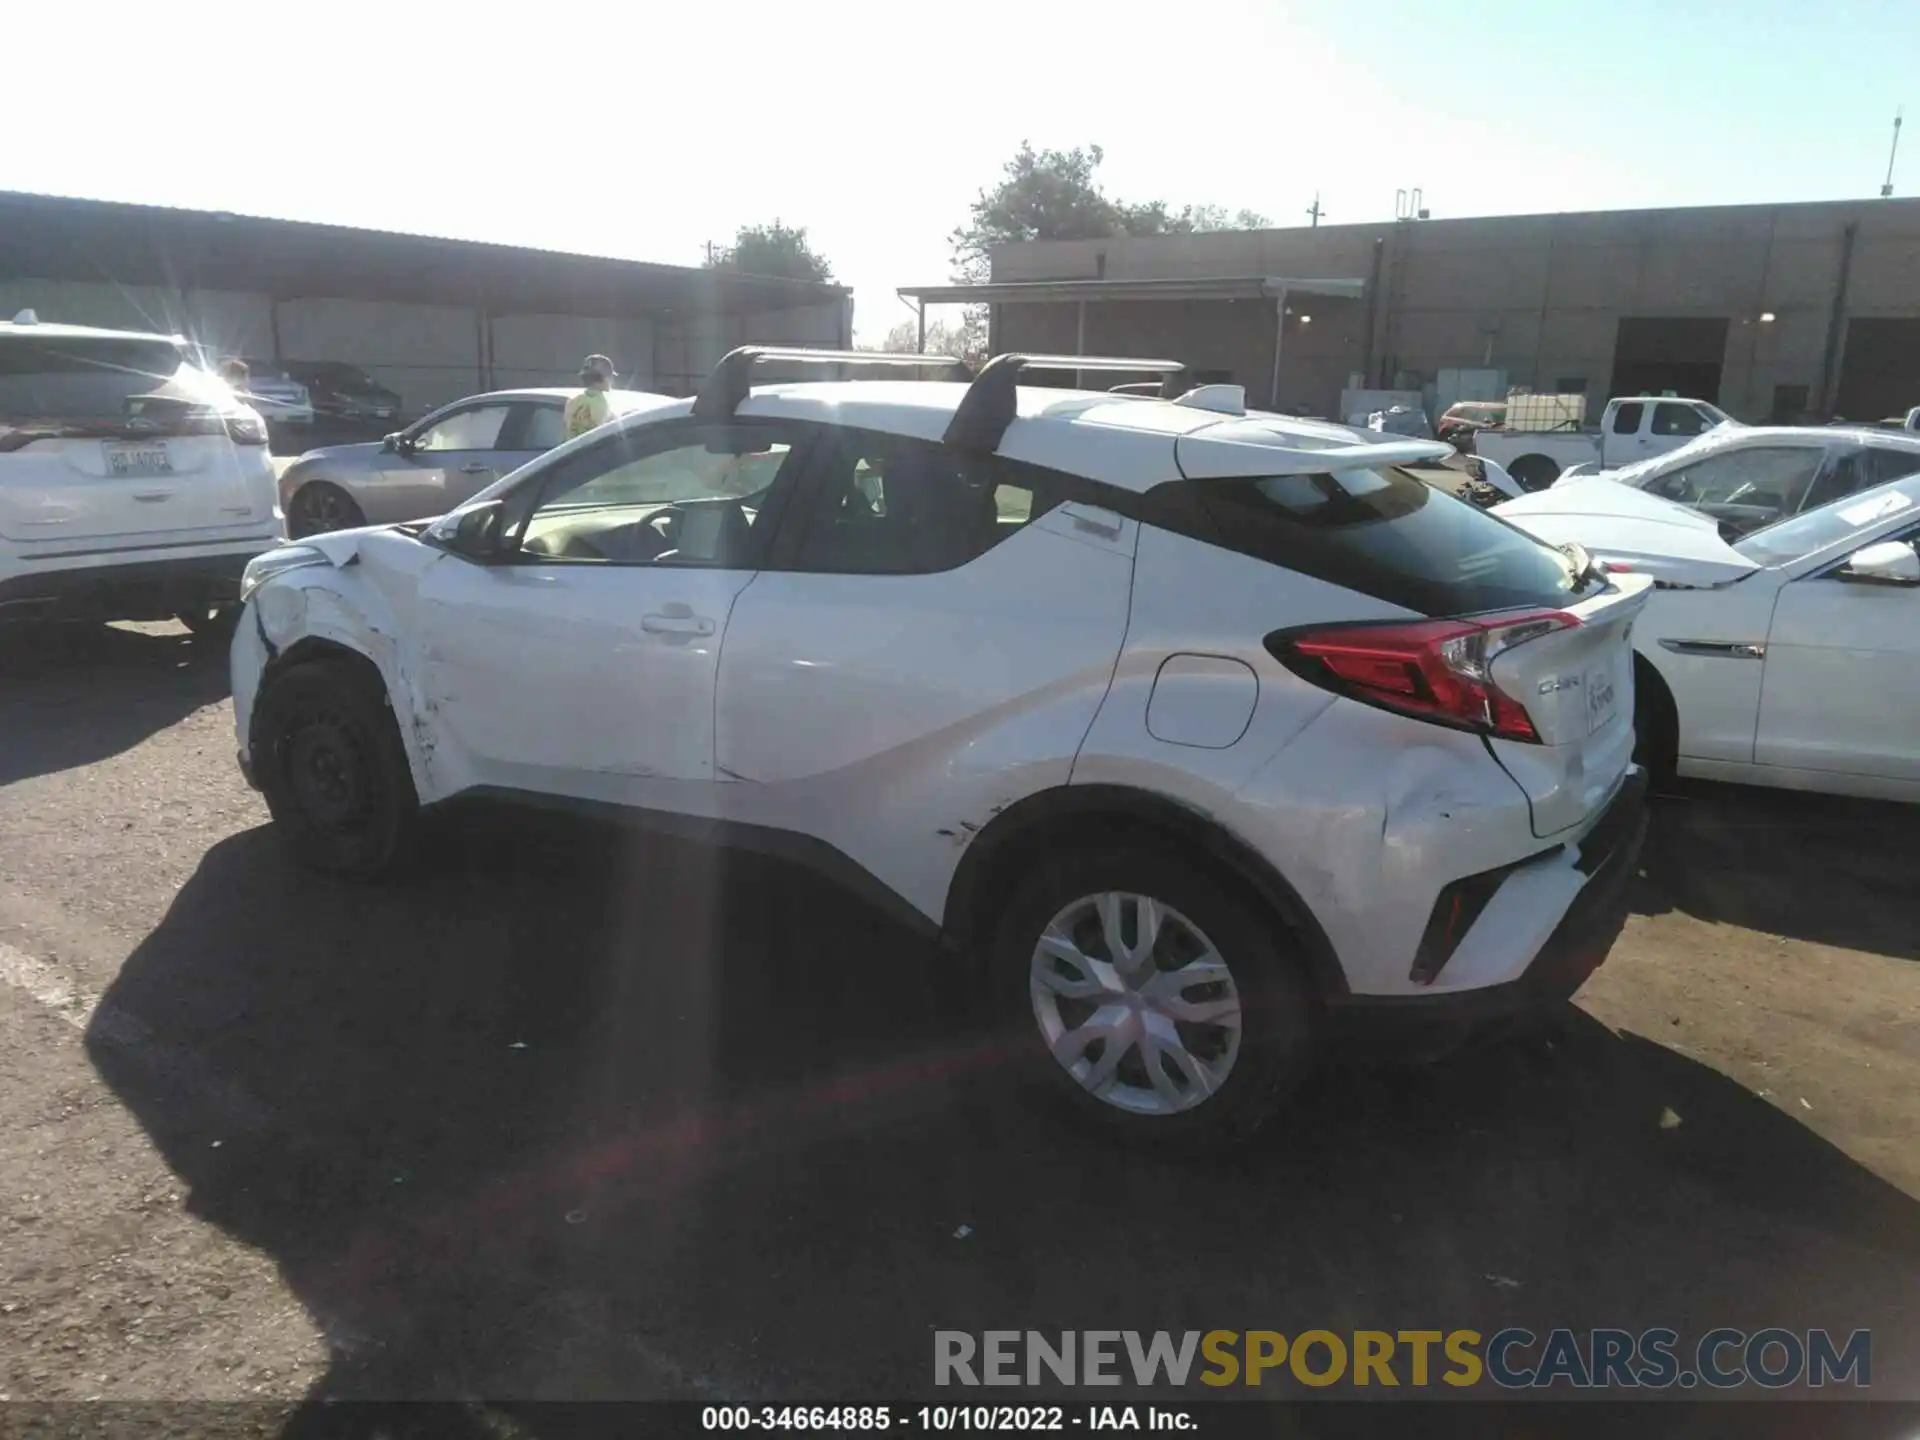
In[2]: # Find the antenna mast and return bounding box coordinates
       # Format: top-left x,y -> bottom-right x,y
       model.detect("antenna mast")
1883,108 -> 1904,198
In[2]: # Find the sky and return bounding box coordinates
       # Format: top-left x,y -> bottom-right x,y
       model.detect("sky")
4,0 -> 1916,346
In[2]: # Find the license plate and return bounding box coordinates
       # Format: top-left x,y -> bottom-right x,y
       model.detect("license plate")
104,442 -> 172,477
1586,665 -> 1617,734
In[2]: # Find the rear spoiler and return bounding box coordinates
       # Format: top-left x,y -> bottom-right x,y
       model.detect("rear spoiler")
1176,430 -> 1457,479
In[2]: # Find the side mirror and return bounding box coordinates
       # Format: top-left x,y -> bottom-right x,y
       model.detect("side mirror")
1836,539 -> 1920,586
382,431 -> 417,455
444,500 -> 508,563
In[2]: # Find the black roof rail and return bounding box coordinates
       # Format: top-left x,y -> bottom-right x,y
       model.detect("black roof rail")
691,346 -> 972,422
943,354 -> 1187,453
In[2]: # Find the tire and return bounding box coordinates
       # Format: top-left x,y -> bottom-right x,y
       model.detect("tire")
1632,658 -> 1679,786
1507,454 -> 1561,491
176,605 -> 240,643
988,841 -> 1319,1151
253,658 -> 418,878
287,482 -> 366,539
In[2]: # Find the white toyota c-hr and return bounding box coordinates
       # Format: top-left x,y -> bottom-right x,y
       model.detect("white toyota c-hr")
231,349 -> 1652,1148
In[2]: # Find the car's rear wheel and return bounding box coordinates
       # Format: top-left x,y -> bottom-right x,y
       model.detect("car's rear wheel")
1508,454 -> 1561,491
253,658 -> 417,878
990,842 -> 1318,1150
287,482 -> 366,538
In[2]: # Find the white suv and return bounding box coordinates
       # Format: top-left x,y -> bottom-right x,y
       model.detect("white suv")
231,348 -> 1652,1147
1,315 -> 282,633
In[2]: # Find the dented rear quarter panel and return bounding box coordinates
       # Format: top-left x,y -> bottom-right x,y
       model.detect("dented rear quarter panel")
1075,523 -> 1555,996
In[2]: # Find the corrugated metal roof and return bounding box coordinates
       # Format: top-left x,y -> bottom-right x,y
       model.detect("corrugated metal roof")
0,191 -> 846,318
897,276 -> 1366,304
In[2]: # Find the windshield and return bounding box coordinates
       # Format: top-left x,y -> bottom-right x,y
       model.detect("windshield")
1734,479 -> 1920,566
0,336 -> 193,421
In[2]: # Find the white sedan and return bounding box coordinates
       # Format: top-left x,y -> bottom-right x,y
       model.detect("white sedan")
1497,474 -> 1920,804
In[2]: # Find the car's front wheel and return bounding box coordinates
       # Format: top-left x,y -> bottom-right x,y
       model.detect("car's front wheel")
253,658 -> 418,878
990,842 -> 1318,1150
287,481 -> 366,538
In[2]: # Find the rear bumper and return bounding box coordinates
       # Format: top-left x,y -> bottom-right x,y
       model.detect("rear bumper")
1332,768 -> 1648,1032
0,551 -> 256,622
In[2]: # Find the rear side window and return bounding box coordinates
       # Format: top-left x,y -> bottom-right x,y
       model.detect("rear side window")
788,431 -> 1062,575
1169,468 -> 1581,616
0,337 -> 189,420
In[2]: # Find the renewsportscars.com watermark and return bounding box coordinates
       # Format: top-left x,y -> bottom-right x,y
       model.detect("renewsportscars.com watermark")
935,1328 -> 1871,1391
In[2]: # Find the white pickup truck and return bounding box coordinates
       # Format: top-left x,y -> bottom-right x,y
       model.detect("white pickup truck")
1470,395 -> 1734,490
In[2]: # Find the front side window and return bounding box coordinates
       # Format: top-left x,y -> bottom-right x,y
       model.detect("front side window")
1180,467 -> 1584,615
415,404 -> 512,452
1643,445 -> 1824,510
1610,402 -> 1644,435
514,422 -> 800,566
1652,402 -> 1707,437
789,431 -> 1056,575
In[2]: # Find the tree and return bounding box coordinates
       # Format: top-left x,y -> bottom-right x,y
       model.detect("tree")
950,142 -> 1272,282
704,220 -> 834,283
946,143 -> 1269,360
877,317 -> 973,360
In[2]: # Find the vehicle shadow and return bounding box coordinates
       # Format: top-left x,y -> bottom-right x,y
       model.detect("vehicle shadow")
1633,779 -> 1920,961
0,622 -> 230,787
86,811 -> 1920,1420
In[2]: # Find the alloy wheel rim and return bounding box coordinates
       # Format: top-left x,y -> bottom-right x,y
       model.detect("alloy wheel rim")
286,714 -> 366,830
297,489 -> 350,534
1029,892 -> 1242,1116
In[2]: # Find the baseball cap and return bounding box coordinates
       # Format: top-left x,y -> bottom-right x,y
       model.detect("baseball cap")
579,354 -> 616,382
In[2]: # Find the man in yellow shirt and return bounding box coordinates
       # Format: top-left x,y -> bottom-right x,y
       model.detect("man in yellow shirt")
562,354 -> 617,440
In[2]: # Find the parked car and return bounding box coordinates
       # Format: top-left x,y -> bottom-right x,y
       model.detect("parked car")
1550,424 -> 1920,538
1496,472 -> 1920,803
235,359 -> 314,429
1472,396 -> 1734,491
232,346 -> 1652,1149
277,386 -> 672,536
0,313 -> 281,633
282,361 -> 403,426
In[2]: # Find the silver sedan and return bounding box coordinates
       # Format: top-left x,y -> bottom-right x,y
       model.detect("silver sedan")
277,387 -> 670,537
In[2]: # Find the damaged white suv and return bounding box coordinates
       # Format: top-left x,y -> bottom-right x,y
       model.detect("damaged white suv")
232,348 -> 1651,1147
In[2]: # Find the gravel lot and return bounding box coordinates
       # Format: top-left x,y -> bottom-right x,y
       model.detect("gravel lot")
1,620 -> 1916,1414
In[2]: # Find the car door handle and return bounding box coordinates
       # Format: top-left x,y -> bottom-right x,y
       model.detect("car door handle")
641,613 -> 716,636
1659,639 -> 1766,659
132,491 -> 173,502
459,462 -> 494,474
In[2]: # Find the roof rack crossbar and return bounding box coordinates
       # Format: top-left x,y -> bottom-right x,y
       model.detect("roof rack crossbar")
943,353 -> 1187,453
691,345 -> 972,421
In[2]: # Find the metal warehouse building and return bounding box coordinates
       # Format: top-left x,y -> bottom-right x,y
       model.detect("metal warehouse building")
904,196 -> 1920,425
0,192 -> 850,416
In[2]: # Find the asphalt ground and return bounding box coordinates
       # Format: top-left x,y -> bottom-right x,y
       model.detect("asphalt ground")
0,620 -> 1915,1427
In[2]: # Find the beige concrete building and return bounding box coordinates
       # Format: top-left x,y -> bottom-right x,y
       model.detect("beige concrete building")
903,197 -> 1920,425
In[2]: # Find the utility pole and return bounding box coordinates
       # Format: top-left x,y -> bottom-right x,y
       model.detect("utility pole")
1306,194 -> 1325,228
1882,108 -> 1904,198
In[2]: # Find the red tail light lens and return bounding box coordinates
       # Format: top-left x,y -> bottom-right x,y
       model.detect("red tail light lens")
1271,609 -> 1579,743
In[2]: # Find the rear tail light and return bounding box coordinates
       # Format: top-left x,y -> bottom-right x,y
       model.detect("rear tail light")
1269,609 -> 1579,743
225,414 -> 269,446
